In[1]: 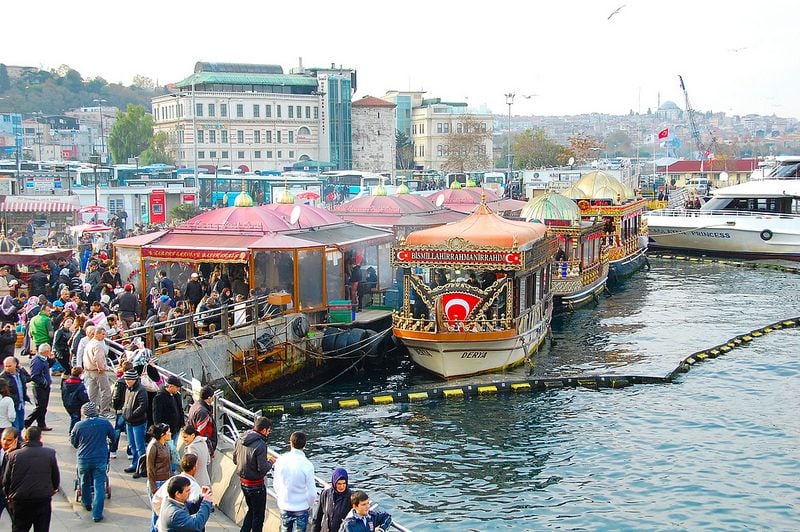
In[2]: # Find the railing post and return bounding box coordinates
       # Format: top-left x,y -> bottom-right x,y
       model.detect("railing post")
222,305 -> 230,333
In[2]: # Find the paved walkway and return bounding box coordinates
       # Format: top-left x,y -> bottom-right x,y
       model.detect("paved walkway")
0,355 -> 241,531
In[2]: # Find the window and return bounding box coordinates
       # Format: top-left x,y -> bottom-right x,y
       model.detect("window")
108,198 -> 124,214
221,150 -> 228,159
443,123 -> 450,133
221,103 -> 228,118
253,104 -> 260,118
195,103 -> 203,117
237,130 -> 244,143
305,106 -> 311,119
221,130 -> 228,144
296,106 -> 301,118
266,150 -> 273,158
277,131 -> 282,143
254,130 -> 261,143
288,106 -> 294,119
208,103 -> 215,117
197,130 -> 204,143
266,131 -> 272,143
198,151 -> 205,159
265,105 -> 271,118
254,150 -> 261,158
277,150 -> 282,158
288,131 -> 294,143
421,124 -> 424,134
298,126 -> 310,135
236,104 -> 244,118
413,125 -> 417,135
437,123 -> 442,133
209,130 -> 216,143
276,105 -> 282,118
238,151 -> 245,159
314,106 -> 318,119
457,123 -> 463,133
437,145 -> 443,157
210,150 -> 217,159
289,150 -> 294,158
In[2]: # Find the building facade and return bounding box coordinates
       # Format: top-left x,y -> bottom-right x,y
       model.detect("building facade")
152,61 -> 355,174
351,96 -> 396,176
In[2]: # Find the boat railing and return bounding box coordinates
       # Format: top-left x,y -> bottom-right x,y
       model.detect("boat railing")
646,208 -> 800,219
393,312 -> 514,334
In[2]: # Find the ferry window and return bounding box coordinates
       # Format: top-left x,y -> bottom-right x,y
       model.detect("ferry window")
298,248 -> 323,310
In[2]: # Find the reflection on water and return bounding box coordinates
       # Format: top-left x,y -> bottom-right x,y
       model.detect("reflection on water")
263,261 -> 800,530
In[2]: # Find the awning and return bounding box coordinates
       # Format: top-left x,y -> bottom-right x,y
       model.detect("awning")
291,223 -> 393,246
0,247 -> 74,266
0,195 -> 81,213
140,232 -> 261,263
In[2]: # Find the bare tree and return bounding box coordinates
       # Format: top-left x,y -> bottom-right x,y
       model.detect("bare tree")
441,115 -> 492,172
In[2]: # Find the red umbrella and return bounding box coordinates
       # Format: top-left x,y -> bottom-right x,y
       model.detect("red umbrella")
295,191 -> 320,201
80,205 -> 107,214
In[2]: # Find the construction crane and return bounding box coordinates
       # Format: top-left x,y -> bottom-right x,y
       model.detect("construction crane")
679,75 -> 711,160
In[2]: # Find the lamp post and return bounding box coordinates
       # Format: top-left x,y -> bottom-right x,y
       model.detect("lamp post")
504,92 -> 515,181
92,98 -> 107,163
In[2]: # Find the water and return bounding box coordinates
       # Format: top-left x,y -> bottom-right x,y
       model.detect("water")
264,259 -> 800,530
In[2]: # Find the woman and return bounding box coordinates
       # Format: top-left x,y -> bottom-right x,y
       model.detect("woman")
312,467 -> 352,532
61,367 -> 89,431
0,380 -> 16,431
145,423 -> 172,496
53,316 -> 74,374
70,315 -> 88,368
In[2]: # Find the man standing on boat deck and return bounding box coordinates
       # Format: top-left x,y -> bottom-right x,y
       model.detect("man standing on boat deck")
273,431 -> 316,532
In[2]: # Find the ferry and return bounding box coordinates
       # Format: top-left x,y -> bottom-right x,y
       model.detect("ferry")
563,171 -> 649,282
645,157 -> 800,259
391,198 -> 556,378
522,191 -> 609,312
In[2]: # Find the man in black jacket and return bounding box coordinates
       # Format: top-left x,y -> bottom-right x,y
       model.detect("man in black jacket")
183,273 -> 204,312
121,369 -> 149,478
233,416 -> 273,532
27,265 -> 50,299
0,357 -> 30,431
152,375 -> 185,448
112,283 -> 140,329
2,426 -> 60,531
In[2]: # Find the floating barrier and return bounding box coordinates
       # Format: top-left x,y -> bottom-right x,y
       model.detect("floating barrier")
649,253 -> 800,275
261,315 -> 800,416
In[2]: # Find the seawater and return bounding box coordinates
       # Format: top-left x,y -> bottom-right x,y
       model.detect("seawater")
264,260 -> 800,530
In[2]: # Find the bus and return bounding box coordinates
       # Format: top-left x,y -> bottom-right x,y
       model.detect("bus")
482,171 -> 506,194
197,173 -> 323,208
320,171 -> 389,198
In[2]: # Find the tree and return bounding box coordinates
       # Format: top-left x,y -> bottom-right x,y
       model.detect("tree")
108,104 -> 153,164
132,74 -> 155,91
441,115 -> 492,173
568,132 -> 604,164
0,64 -> 9,92
170,203 -> 201,222
395,130 -> 413,170
603,130 -> 634,157
139,131 -> 175,165
514,128 -> 572,168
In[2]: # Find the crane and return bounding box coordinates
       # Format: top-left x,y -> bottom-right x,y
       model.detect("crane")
679,75 -> 712,160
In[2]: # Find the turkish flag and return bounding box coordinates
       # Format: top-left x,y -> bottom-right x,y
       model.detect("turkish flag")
658,128 -> 669,139
440,292 -> 482,326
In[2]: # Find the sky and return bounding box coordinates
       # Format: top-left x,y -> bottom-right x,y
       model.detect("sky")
4,0 -> 799,119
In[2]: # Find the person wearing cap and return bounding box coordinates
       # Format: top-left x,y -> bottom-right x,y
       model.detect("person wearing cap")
70,401 -> 115,522
153,375 -> 185,449
183,273 -> 204,313
121,368 -> 149,477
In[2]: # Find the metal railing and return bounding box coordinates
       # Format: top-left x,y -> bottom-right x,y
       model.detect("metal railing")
646,208 -> 800,219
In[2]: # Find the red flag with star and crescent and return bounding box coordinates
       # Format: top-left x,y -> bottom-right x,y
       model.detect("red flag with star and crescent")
658,128 -> 669,139
439,292 -> 482,326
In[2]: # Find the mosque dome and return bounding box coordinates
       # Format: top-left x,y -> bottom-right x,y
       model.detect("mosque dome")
659,100 -> 681,111
521,191 -> 581,225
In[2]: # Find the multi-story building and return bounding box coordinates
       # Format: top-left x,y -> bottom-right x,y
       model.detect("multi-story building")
351,96 -> 396,176
152,61 -> 355,174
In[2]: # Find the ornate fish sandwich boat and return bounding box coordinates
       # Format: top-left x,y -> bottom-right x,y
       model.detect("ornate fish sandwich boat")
391,198 -> 556,379
522,191 -> 609,312
562,171 -> 648,283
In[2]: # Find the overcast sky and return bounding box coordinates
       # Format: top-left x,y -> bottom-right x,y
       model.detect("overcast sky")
5,0 -> 798,118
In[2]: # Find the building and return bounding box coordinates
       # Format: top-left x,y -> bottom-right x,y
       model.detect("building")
351,96 -> 396,176
0,113 -> 23,159
64,106 -> 118,162
151,61 -> 356,174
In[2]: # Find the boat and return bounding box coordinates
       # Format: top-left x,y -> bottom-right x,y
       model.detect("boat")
645,157 -> 800,259
562,171 -> 649,282
391,197 -> 556,379
521,191 -> 609,312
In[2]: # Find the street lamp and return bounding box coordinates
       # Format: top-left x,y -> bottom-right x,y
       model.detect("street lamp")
504,92 -> 515,180
92,98 -> 107,163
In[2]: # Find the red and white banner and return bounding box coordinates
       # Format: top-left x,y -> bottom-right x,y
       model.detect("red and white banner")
657,128 -> 669,139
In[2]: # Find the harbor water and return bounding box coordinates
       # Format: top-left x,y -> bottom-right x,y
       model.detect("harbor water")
265,259 -> 800,530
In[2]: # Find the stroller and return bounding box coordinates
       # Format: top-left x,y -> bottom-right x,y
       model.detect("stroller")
74,461 -> 112,502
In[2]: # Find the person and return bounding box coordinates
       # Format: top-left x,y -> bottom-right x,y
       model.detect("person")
151,453 -> 202,521
83,327 -> 113,416
152,375 -> 185,449
26,266 -> 49,299
52,315 -> 74,375
157,475 -> 213,532
181,425 -> 211,490
0,427 -> 21,519
146,423 -> 173,496
338,491 -> 393,532
0,382 -> 15,433
70,401 -> 115,523
188,385 -> 218,459
1,426 -> 60,532
312,467 -> 352,532
0,357 -> 29,431
233,416 -> 273,532
121,368 -> 149,477
555,247 -> 567,261
349,262 -> 362,308
158,271 -> 175,301
183,273 -> 204,313
61,366 -> 89,432
0,324 -> 16,358
25,343 -> 56,431
113,283 -> 140,329
273,431 -> 316,532
27,304 -> 54,355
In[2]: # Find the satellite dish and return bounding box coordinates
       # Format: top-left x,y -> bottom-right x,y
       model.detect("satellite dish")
289,205 -> 302,225
719,171 -> 729,182
435,194 -> 445,208
568,157 -> 575,166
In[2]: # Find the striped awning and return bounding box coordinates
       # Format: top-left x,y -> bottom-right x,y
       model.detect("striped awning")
0,196 -> 81,212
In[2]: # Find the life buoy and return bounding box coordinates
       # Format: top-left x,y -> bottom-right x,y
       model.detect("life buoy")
760,229 -> 773,241
577,200 -> 590,212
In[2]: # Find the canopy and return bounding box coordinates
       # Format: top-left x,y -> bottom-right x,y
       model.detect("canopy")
0,247 -> 74,266
0,195 -> 81,213
70,223 -> 114,235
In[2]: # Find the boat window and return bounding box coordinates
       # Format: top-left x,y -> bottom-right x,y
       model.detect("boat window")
772,162 -> 800,178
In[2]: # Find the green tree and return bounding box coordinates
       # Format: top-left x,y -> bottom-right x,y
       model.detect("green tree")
139,131 -> 175,165
132,74 -> 155,91
395,130 -> 413,170
514,128 -> 571,168
108,104 -> 153,164
0,64 -> 9,92
441,115 -> 492,172
568,132 -> 604,164
603,130 -> 634,157
170,203 -> 201,222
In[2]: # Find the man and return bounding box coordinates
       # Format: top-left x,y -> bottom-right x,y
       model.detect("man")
27,305 -> 54,355
188,385 -> 218,458
113,283 -> 140,328
0,267 -> 10,298
158,270 -> 175,301
339,491 -> 393,532
121,369 -> 149,478
233,416 -> 273,532
1,426 -> 60,531
70,401 -> 115,523
152,453 -> 203,519
273,431 -> 316,532
83,327 -> 113,416
0,427 -> 20,519
157,476 -> 213,532
153,375 -> 185,449
181,425 -> 211,489
183,273 -> 204,313
84,261 -> 102,299
24,343 -> 55,431
0,357 -> 29,431
27,265 -> 50,299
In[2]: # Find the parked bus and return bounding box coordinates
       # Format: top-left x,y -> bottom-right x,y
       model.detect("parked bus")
320,171 -> 388,198
197,173 -> 323,208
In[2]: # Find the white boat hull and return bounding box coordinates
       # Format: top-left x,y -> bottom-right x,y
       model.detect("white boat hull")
645,212 -> 800,258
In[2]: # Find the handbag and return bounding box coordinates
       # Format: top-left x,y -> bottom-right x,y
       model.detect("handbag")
138,365 -> 161,393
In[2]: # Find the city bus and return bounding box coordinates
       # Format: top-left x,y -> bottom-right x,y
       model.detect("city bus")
197,173 -> 323,208
320,171 -> 388,198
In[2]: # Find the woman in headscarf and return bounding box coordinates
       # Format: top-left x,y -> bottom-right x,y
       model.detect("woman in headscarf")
312,467 -> 352,532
